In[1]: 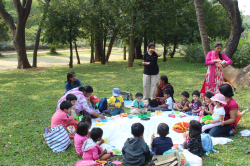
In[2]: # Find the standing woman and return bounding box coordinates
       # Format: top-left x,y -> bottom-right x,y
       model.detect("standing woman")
142,43 -> 162,99
58,86 -> 105,119
64,72 -> 83,94
200,42 -> 232,97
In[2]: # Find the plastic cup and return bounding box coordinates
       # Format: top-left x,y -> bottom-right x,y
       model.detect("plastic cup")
147,110 -> 151,117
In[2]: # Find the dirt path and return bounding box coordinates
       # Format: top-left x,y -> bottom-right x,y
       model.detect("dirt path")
0,48 -> 128,71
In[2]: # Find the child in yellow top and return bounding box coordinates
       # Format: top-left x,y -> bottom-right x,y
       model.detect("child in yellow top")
108,88 -> 125,115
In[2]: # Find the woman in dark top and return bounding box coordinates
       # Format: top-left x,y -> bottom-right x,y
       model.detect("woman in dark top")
64,72 -> 83,94
155,75 -> 174,103
183,120 -> 204,157
142,42 -> 162,99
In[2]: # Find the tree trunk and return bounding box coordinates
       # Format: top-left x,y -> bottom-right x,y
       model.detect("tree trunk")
90,33 -> 95,63
69,29 -> 73,68
128,9 -> 135,67
163,38 -> 167,62
170,37 -> 177,58
218,0 -> 244,58
74,41 -> 81,64
194,0 -> 210,55
32,27 -> 41,67
144,30 -> 147,53
102,33 -> 106,65
105,30 -> 117,62
124,46 -> 126,60
95,37 -> 102,62
50,47 -> 56,54
223,65 -> 250,87
135,37 -> 143,59
0,0 -> 33,69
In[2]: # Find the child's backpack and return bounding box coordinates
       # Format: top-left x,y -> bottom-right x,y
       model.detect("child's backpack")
98,97 -> 108,113
120,92 -> 133,100
200,133 -> 219,155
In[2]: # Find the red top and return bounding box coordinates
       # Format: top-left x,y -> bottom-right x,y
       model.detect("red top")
158,84 -> 174,97
223,98 -> 238,127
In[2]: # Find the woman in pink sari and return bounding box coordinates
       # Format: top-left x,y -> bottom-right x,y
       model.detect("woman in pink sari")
200,42 -> 232,97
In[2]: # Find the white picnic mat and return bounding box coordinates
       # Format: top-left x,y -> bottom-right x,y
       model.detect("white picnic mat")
91,112 -> 198,154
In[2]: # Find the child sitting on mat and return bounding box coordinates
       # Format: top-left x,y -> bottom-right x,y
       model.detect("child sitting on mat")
131,93 -> 146,114
108,88 -> 125,115
202,94 -> 226,132
74,120 -> 91,155
89,95 -> 101,114
82,127 -> 111,161
174,91 -> 190,112
198,92 -> 214,122
183,120 -> 204,157
151,89 -> 173,111
51,101 -> 74,128
122,123 -> 150,166
186,90 -> 202,116
150,123 -> 173,156
65,94 -> 77,117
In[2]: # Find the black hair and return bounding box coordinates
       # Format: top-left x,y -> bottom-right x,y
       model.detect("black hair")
76,121 -> 90,136
148,42 -> 155,49
60,100 -> 72,110
90,127 -> 103,141
192,90 -> 200,97
181,91 -> 189,98
160,75 -> 169,84
66,94 -> 77,101
79,86 -> 93,94
135,93 -> 143,98
204,92 -> 214,99
157,123 -> 169,137
219,84 -> 234,97
163,88 -> 172,95
131,123 -> 144,137
66,72 -> 75,83
189,120 -> 202,137
81,115 -> 92,127
214,42 -> 223,60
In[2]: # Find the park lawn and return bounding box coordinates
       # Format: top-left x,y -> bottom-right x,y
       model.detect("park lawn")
0,57 -> 249,165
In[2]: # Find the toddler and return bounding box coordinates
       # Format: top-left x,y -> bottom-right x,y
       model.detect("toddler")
51,101 -> 74,128
74,121 -> 91,155
202,94 -> 226,132
82,127 -> 111,161
89,95 -> 101,114
66,94 -> 77,117
187,90 -> 202,115
131,93 -> 146,114
183,120 -> 204,157
151,89 -> 173,111
151,123 -> 173,156
174,91 -> 190,112
108,88 -> 125,115
122,123 -> 150,166
203,92 -> 214,116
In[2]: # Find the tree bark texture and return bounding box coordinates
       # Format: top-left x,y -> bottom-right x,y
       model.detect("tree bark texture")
0,0 -> 32,69
102,32 -> 106,65
218,0 -> 244,58
105,30 -> 117,62
124,46 -> 126,60
194,0 -> 210,55
95,37 -> 102,62
90,34 -> 95,63
74,41 -> 81,64
128,10 -> 135,67
163,39 -> 167,62
170,37 -> 177,58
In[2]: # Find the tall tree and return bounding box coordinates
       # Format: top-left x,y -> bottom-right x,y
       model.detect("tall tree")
0,0 -> 32,69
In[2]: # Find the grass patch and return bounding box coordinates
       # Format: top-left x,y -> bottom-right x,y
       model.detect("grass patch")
0,57 -> 249,165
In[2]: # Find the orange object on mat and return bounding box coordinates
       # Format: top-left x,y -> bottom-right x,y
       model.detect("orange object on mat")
172,122 -> 189,133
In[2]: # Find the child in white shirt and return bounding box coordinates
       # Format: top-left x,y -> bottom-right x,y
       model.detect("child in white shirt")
151,89 -> 173,111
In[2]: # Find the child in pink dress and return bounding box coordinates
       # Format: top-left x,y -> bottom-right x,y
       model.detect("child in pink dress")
82,128 -> 111,161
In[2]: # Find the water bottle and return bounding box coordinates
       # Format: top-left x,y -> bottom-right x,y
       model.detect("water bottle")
171,108 -> 174,115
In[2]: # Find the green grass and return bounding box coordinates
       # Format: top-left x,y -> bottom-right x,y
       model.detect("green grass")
0,57 -> 250,165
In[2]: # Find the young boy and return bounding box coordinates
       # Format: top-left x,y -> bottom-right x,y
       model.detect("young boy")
89,95 -> 101,114
51,101 -> 74,128
122,123 -> 150,166
174,91 -> 190,112
108,88 -> 125,116
187,90 -> 202,116
151,123 -> 173,155
131,93 -> 146,115
151,89 -> 173,111
66,94 -> 77,117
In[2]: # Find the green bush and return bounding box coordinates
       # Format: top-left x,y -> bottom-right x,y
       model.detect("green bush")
183,43 -> 205,63
231,31 -> 250,68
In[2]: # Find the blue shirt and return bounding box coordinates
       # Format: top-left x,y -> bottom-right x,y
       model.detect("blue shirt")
64,78 -> 83,94
130,100 -> 145,111
151,137 -> 173,155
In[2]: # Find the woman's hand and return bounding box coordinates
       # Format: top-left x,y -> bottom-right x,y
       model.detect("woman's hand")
156,82 -> 159,87
220,120 -> 225,126
216,64 -> 223,68
214,59 -> 222,63
98,114 -> 105,119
